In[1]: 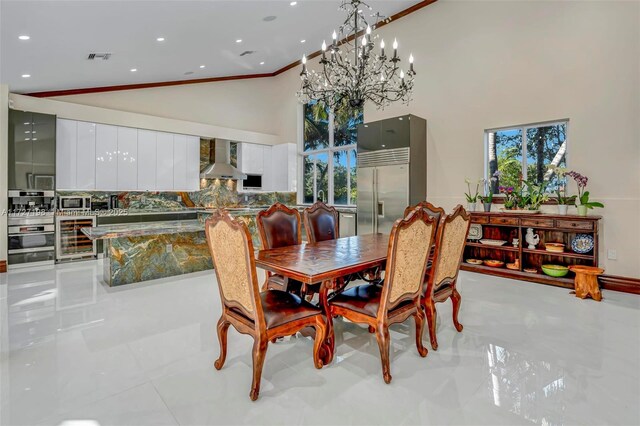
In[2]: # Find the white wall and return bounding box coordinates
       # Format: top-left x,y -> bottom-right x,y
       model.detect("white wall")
0,85 -> 8,262
364,0 -> 639,277
50,77 -> 284,138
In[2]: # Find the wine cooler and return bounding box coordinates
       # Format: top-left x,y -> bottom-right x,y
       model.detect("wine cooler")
55,215 -> 97,261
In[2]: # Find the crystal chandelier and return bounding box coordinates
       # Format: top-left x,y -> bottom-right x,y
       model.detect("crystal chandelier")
298,0 -> 415,111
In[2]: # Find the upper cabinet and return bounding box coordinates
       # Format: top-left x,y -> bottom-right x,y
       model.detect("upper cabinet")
55,119 -> 199,191
238,143 -> 264,175
9,110 -> 56,190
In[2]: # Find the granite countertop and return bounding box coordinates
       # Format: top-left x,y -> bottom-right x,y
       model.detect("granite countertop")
82,220 -> 205,240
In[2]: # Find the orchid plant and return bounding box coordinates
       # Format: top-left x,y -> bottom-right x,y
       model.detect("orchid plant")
464,178 -> 483,203
547,166 -> 576,205
480,171 -> 501,203
566,170 -> 604,209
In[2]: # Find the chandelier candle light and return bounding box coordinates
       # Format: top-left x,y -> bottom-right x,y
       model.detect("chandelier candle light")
298,0 -> 416,110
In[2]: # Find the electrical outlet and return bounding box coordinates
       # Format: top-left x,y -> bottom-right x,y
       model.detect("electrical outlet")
607,249 -> 617,260
166,244 -> 173,253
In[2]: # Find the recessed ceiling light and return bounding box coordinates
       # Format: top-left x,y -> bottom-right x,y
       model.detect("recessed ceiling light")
290,1 -> 297,5
199,65 -> 206,69
21,74 -> 31,78
184,71 -> 194,75
300,39 -> 306,43
156,37 -> 165,42
260,61 -> 265,65
263,15 -> 277,22
18,35 -> 30,40
130,68 -> 137,72
236,39 -> 242,43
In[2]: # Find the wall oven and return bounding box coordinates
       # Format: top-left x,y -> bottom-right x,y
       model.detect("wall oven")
58,196 -> 91,211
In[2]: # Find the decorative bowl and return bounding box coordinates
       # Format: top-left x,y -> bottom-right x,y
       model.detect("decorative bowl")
571,234 -> 594,254
479,239 -> 507,246
506,262 -> 519,270
466,259 -> 483,265
524,267 -> 538,274
484,260 -> 505,268
545,243 -> 565,253
541,264 -> 569,277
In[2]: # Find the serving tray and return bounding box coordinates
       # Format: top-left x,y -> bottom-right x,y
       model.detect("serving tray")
479,239 -> 507,246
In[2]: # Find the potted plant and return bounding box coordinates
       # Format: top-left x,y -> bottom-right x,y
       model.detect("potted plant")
525,181 -> 550,211
480,171 -> 500,212
548,166 -> 575,214
499,185 -> 517,210
566,170 -> 604,216
464,178 -> 481,212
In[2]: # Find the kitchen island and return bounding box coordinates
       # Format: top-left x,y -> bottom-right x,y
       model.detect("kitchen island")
83,220 -> 212,286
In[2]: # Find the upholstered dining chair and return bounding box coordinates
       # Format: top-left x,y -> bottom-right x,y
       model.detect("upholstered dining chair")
422,205 -> 471,351
404,201 -> 446,267
256,202 -> 303,294
303,201 -> 339,244
329,208 -> 437,384
205,210 -> 327,401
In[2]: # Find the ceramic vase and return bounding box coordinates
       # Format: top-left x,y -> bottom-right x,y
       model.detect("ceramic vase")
577,205 -> 588,216
558,204 -> 569,215
467,202 -> 477,212
483,202 -> 492,212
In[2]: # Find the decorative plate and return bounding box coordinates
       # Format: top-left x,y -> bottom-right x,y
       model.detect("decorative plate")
571,234 -> 594,254
479,239 -> 507,246
466,258 -> 483,265
468,224 -> 483,240
499,209 -> 540,214
484,260 -> 505,268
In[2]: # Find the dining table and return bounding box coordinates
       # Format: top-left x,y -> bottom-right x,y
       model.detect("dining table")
255,233 -> 390,366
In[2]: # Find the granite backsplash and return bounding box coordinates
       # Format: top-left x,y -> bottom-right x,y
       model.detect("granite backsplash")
57,180 -> 296,211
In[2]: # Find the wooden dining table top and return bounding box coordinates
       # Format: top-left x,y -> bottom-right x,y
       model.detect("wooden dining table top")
255,233 -> 390,284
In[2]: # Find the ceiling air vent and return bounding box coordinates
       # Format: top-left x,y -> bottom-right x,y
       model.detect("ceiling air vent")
87,53 -> 112,60
239,50 -> 255,57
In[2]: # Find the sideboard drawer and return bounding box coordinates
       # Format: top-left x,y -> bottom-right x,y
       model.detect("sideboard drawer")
521,218 -> 554,228
555,219 -> 594,231
471,215 -> 489,224
489,216 -> 519,226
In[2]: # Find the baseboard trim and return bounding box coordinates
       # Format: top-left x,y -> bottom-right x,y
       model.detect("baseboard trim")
599,274 -> 640,295
0,261 -> 6,273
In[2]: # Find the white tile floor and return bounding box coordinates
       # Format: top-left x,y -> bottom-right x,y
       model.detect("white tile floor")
1,260 -> 639,426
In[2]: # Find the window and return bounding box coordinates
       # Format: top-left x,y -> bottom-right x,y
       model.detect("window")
301,100 -> 363,205
485,120 -> 568,193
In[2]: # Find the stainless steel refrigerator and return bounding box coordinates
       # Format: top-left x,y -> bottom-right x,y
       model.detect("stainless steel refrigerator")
357,115 -> 427,235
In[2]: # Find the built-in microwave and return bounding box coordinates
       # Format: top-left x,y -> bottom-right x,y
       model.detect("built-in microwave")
58,196 -> 91,211
242,174 -> 263,190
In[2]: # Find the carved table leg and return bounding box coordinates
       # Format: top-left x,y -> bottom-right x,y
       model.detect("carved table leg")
319,278 -> 336,365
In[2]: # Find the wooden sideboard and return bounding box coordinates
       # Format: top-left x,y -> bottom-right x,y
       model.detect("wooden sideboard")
461,212 -> 601,289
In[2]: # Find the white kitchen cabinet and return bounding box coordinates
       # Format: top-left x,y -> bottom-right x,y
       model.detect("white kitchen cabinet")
270,143 -> 297,192
173,134 -> 188,190
156,132 -> 174,191
186,136 -> 201,191
239,143 -> 264,175
261,146 -> 273,191
76,121 -> 96,190
95,124 -> 118,190
137,130 -> 157,191
117,126 -> 138,190
56,119 -> 78,190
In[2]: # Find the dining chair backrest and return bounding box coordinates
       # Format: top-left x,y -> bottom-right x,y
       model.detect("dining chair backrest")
256,202 -> 302,250
403,201 -> 446,223
427,205 -> 471,294
205,210 -> 265,328
304,201 -> 339,244
379,208 -> 437,315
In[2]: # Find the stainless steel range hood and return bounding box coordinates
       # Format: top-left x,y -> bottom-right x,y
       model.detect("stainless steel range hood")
200,139 -> 247,180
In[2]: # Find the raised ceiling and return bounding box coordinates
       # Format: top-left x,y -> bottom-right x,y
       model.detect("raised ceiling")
1,0 -> 421,94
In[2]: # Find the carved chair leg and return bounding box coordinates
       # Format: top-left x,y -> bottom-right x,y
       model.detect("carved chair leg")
423,298 -> 438,351
249,338 -> 268,401
214,316 -> 231,370
313,316 -> 328,369
451,288 -> 463,332
375,324 -> 392,384
414,305 -> 428,357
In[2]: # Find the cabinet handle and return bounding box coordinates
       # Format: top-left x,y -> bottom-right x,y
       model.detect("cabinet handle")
342,214 -> 354,218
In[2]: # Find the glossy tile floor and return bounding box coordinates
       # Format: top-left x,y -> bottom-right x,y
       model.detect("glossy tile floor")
1,260 -> 639,426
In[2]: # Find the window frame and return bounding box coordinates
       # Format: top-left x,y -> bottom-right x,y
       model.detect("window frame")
298,103 -> 359,207
484,119 -> 570,194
